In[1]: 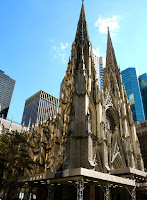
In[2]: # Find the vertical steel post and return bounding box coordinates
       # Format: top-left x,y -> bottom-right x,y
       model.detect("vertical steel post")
104,184 -> 110,200
77,180 -> 84,200
131,188 -> 136,200
47,183 -> 52,200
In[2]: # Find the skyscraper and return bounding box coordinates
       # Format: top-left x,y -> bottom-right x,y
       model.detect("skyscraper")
99,56 -> 105,91
139,73 -> 147,120
121,67 -> 145,122
0,70 -> 15,119
21,90 -> 58,126
92,49 -> 105,91
92,49 -> 100,86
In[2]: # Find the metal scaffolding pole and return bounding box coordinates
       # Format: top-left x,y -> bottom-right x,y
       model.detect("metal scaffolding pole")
104,184 -> 110,200
77,180 -> 84,200
131,188 -> 136,200
126,186 -> 136,200
25,183 -> 31,200
46,183 -> 52,200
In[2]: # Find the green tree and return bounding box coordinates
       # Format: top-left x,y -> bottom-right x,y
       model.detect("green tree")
0,131 -> 34,199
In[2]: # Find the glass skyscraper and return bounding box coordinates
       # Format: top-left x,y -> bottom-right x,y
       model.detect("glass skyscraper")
138,73 -> 147,120
21,90 -> 59,126
0,70 -> 15,119
121,68 -> 145,122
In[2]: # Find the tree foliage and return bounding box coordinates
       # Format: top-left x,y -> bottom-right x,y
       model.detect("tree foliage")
0,131 -> 34,199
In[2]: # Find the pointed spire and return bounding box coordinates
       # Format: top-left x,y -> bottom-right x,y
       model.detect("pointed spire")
53,108 -> 57,119
106,28 -> 118,70
27,118 -> 31,131
106,27 -> 112,58
0,117 -> 3,135
0,115 -> 3,124
21,122 -> 25,133
9,117 -> 13,133
75,1 -> 89,43
35,117 -> 39,127
68,56 -> 70,64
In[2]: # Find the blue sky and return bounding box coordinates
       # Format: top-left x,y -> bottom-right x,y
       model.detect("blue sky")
0,0 -> 147,124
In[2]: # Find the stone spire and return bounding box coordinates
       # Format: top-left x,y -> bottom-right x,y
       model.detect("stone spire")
8,117 -> 13,133
75,1 -> 89,44
103,28 -> 145,172
106,28 -> 118,70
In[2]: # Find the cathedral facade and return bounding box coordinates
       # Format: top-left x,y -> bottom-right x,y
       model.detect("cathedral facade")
19,2 -> 147,200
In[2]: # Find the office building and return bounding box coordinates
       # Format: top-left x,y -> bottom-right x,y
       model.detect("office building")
121,68 -> 145,122
139,73 -> 147,120
92,49 -> 105,91
21,90 -> 58,126
59,79 -> 64,99
92,49 -> 100,86
0,70 -> 15,119
99,56 -> 105,91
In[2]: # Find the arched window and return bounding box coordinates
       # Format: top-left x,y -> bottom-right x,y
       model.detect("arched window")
106,109 -> 116,133
111,80 -> 115,94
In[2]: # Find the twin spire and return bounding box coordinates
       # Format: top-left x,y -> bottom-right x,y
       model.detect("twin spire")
75,1 -> 117,70
75,1 -> 89,43
106,27 -> 118,69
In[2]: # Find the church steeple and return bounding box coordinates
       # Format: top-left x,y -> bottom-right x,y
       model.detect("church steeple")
106,28 -> 118,70
75,1 -> 89,44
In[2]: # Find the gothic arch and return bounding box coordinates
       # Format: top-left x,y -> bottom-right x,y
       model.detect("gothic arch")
105,106 -> 119,133
105,106 -> 127,170
109,73 -> 117,94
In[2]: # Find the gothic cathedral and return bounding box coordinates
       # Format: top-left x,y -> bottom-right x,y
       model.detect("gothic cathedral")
20,2 -> 146,200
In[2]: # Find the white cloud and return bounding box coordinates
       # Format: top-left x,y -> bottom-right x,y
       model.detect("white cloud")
50,41 -> 69,64
60,42 -> 68,50
95,15 -> 119,35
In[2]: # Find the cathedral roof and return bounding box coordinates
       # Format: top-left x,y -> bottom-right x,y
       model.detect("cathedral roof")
75,1 -> 89,44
